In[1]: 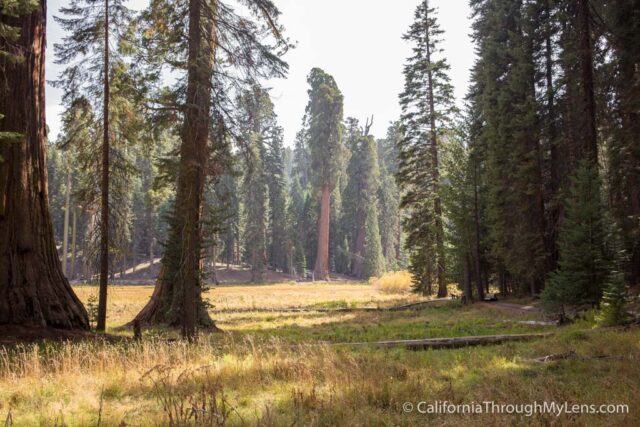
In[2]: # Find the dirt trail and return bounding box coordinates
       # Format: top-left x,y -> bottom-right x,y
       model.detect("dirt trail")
480,301 -> 541,313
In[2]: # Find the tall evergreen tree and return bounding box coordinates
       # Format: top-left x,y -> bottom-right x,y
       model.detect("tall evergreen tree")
339,118 -> 384,279
0,0 -> 89,328
132,0 -> 289,336
470,0 -> 546,295
237,87 -> 270,282
598,0 -> 640,285
398,1 -> 456,296
541,162 -> 611,315
263,116 -> 290,274
53,0 -> 134,331
305,68 -> 346,280
377,123 -> 404,271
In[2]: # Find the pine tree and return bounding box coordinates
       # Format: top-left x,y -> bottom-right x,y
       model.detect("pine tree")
377,123 -> 403,271
542,162 -> 610,315
264,119 -> 290,273
440,129 -> 477,300
53,0 -> 135,331
243,143 -> 268,282
598,0 -> 640,285
362,202 -> 385,279
305,68 -> 346,280
470,0 -> 546,296
237,87 -> 271,282
339,118 -> 385,279
132,0 -> 289,335
398,1 -> 456,296
597,271 -> 628,326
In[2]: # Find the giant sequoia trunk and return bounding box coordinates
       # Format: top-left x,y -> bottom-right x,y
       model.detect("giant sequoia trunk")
313,183 -> 331,280
132,0 -> 215,336
0,1 -> 89,329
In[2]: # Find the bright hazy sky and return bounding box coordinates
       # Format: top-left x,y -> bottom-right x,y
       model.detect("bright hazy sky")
45,0 -> 475,144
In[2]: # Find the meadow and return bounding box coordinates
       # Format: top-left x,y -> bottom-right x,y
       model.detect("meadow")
1,281 -> 638,426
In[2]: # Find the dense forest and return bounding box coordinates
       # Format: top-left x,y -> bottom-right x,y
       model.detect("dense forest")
1,0 -> 639,332
1,0 -> 639,424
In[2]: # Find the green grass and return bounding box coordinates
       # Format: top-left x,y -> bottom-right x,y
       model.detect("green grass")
1,283 -> 638,426
223,303 -> 555,344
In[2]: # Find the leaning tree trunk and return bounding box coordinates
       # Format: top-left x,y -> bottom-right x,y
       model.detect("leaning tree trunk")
132,0 -> 215,336
313,183 -> 331,280
0,1 -> 89,329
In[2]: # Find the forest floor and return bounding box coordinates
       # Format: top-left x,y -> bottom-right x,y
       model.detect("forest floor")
1,282 -> 638,426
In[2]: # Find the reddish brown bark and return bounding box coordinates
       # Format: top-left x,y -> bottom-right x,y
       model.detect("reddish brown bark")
314,183 -> 331,280
0,1 -> 89,328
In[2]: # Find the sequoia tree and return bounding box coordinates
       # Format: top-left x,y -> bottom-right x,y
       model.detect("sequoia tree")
0,0 -> 89,328
305,68 -> 346,280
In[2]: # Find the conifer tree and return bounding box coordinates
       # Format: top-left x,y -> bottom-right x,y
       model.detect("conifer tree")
242,143 -> 268,282
597,272 -> 628,326
339,118 -> 385,279
264,121 -> 290,273
0,0 -> 89,328
131,0 -> 288,335
398,1 -> 456,296
305,68 -> 346,280
377,123 -> 403,271
237,87 -> 271,282
53,0 -> 136,331
542,162 -> 610,315
470,0 -> 546,295
362,203 -> 385,279
598,0 -> 640,285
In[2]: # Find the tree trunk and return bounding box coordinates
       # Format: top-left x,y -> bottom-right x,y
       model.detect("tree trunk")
577,0 -> 597,165
545,0 -> 560,273
70,206 -> 77,279
313,183 -> 331,280
351,207 -> 365,278
96,0 -> 110,332
472,158 -> 485,301
0,0 -> 89,328
132,0 -> 216,338
62,168 -> 71,275
463,253 -> 472,304
424,10 -> 447,298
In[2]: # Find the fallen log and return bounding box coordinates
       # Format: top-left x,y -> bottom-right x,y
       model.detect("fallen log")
531,350 -> 576,363
342,332 -> 552,350
217,298 -> 452,314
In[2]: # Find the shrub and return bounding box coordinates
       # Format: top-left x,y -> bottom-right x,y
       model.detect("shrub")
369,271 -> 412,294
597,272 -> 628,326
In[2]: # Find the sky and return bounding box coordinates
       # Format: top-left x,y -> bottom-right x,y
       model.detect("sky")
45,0 -> 475,145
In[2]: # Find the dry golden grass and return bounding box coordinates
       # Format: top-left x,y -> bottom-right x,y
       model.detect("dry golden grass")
369,271 -> 413,294
72,282 -> 423,329
1,282 -> 639,426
